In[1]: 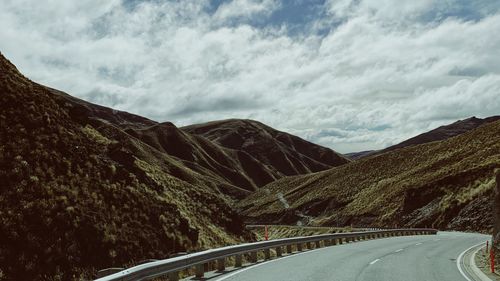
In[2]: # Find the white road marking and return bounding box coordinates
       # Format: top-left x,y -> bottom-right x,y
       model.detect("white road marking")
415,243 -> 423,246
456,242 -> 488,281
394,249 -> 403,253
369,259 -> 380,265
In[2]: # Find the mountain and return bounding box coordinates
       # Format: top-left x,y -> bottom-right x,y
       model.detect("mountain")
344,150 -> 376,160
0,53 -> 256,280
0,52 -> 348,280
347,116 -> 500,160
381,116 -> 500,153
57,95 -> 347,194
182,119 -> 350,187
238,119 -> 500,232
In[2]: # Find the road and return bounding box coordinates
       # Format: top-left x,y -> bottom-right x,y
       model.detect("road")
203,232 -> 488,281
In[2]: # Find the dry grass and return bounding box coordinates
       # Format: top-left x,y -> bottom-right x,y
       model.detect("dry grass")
239,120 -> 500,232
0,53 -> 251,281
247,225 -> 354,240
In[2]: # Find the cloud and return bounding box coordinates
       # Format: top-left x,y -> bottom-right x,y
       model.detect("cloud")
214,0 -> 280,22
1,0 -> 499,153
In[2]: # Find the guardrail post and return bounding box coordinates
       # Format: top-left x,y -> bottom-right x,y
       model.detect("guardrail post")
332,239 -> 337,245
264,248 -> 271,260
250,251 -> 258,263
307,242 -> 313,249
168,271 -> 179,281
195,264 -> 205,278
315,241 -> 321,248
217,258 -> 225,271
297,243 -> 303,251
235,255 -> 243,267
338,238 -> 343,244
286,244 -> 293,254
324,240 -> 331,246
276,246 -> 282,257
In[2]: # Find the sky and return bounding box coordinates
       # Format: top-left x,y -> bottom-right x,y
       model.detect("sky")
1,0 -> 500,153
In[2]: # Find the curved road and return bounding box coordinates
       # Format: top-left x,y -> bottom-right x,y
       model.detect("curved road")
200,232 -> 488,281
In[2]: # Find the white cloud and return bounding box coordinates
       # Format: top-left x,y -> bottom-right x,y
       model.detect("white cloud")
1,0 -> 499,153
214,0 -> 280,22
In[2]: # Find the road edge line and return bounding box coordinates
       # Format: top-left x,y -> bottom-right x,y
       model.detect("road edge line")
470,246 -> 494,281
457,242 -> 491,281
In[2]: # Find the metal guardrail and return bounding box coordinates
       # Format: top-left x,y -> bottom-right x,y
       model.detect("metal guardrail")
95,228 -> 437,281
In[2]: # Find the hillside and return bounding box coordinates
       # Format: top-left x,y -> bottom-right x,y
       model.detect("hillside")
182,119 -> 350,187
51,93 -> 346,194
347,116 -> 500,160
382,116 -> 500,153
0,53 -> 254,281
238,120 -> 500,232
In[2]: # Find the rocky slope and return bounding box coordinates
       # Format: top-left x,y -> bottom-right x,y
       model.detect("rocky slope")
238,120 -> 500,232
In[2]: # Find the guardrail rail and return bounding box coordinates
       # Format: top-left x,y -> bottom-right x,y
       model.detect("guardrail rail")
95,228 -> 437,281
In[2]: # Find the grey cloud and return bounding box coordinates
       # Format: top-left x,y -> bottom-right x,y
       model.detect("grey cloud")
1,0 -> 499,153
167,96 -> 266,117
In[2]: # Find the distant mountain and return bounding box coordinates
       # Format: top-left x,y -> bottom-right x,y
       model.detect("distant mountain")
344,150 -> 376,160
347,116 -> 500,160
380,116 -> 500,153
183,119 -> 350,187
238,119 -> 500,232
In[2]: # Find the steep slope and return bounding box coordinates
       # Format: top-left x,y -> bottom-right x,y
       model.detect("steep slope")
0,53 -> 251,281
182,119 -> 350,187
122,122 -> 274,192
239,120 -> 500,232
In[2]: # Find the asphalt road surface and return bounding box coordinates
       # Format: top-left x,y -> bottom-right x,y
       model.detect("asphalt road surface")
208,232 -> 488,281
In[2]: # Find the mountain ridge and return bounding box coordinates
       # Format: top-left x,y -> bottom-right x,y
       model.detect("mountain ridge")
345,116 -> 500,160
